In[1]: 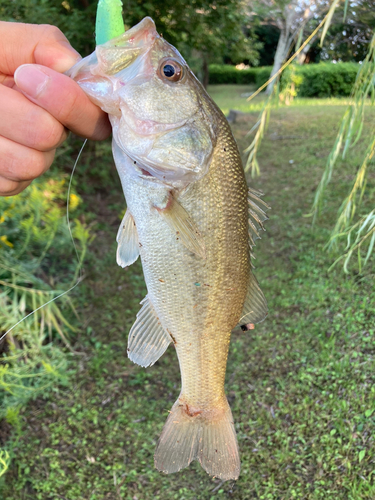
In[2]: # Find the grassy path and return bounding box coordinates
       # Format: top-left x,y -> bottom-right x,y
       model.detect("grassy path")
2,96 -> 375,499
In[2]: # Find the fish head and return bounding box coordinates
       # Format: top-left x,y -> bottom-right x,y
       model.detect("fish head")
68,17 -> 215,188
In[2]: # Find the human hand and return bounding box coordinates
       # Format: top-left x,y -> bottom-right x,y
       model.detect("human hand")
0,22 -> 111,196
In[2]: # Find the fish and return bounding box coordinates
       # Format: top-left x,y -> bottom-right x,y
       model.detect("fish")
67,17 -> 269,480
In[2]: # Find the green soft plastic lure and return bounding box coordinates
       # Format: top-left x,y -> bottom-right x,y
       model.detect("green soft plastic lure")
95,0 -> 125,45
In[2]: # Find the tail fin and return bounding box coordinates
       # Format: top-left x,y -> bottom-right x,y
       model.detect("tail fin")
154,399 -> 240,480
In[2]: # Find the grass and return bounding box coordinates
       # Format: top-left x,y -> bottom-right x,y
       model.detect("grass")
1,89 -> 375,499
207,84 -> 362,116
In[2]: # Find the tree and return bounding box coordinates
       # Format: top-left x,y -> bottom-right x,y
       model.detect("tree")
149,0 -> 260,87
245,0 -> 375,270
0,0 -> 98,55
0,0 -> 260,87
248,0 -> 326,93
312,29 -> 375,271
254,23 -> 281,66
319,0 -> 375,62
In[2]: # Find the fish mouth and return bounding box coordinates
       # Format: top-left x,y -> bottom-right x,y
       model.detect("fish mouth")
67,17 -> 158,80
95,17 -> 158,75
66,17 -> 160,116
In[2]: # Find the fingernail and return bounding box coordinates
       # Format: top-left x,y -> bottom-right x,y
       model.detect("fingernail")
14,65 -> 51,99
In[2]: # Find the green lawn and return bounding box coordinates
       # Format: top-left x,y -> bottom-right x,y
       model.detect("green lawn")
1,89 -> 375,499
206,84 -> 355,115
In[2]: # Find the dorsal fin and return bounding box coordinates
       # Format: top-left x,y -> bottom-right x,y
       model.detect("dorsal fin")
248,188 -> 270,251
128,296 -> 172,367
241,188 -> 270,327
116,210 -> 140,268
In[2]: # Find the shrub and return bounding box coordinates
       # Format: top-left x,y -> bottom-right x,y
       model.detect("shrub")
208,65 -> 272,85
254,66 -> 273,87
293,62 -> 359,97
0,173 -> 93,477
208,64 -> 257,84
209,62 -> 359,97
0,171 -> 93,355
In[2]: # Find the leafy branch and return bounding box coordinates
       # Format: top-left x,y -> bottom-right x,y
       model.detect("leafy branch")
311,32 -> 375,270
244,0 -> 343,176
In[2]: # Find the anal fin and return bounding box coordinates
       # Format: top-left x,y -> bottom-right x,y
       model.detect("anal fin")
116,210 -> 139,268
239,271 -> 268,326
128,296 -> 171,367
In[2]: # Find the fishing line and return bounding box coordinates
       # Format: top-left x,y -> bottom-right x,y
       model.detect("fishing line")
0,139 -> 88,344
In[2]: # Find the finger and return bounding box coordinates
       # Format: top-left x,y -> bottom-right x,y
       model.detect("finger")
0,135 -> 55,182
0,84 -> 68,152
15,64 -> 111,141
0,75 -> 15,88
0,176 -> 31,197
0,22 -> 81,75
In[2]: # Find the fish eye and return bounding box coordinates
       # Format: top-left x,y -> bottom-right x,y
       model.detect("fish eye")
159,59 -> 184,82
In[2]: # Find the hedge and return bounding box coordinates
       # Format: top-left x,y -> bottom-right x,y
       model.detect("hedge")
209,62 -> 360,97
254,66 -> 273,87
289,62 -> 359,97
208,64 -> 272,85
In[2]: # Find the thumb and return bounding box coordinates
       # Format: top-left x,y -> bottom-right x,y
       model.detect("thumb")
14,64 -> 111,141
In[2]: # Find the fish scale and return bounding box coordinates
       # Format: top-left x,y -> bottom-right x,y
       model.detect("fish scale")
68,16 -> 268,480
125,109 -> 248,402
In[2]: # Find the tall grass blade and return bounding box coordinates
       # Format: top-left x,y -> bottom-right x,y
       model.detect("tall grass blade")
320,0 -> 340,46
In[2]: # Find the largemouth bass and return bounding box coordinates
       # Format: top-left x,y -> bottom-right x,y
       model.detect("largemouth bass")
68,17 -> 269,480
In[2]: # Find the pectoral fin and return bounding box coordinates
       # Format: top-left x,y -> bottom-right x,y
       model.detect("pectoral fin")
156,195 -> 206,259
239,271 -> 268,326
116,210 -> 139,268
128,296 -> 172,367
